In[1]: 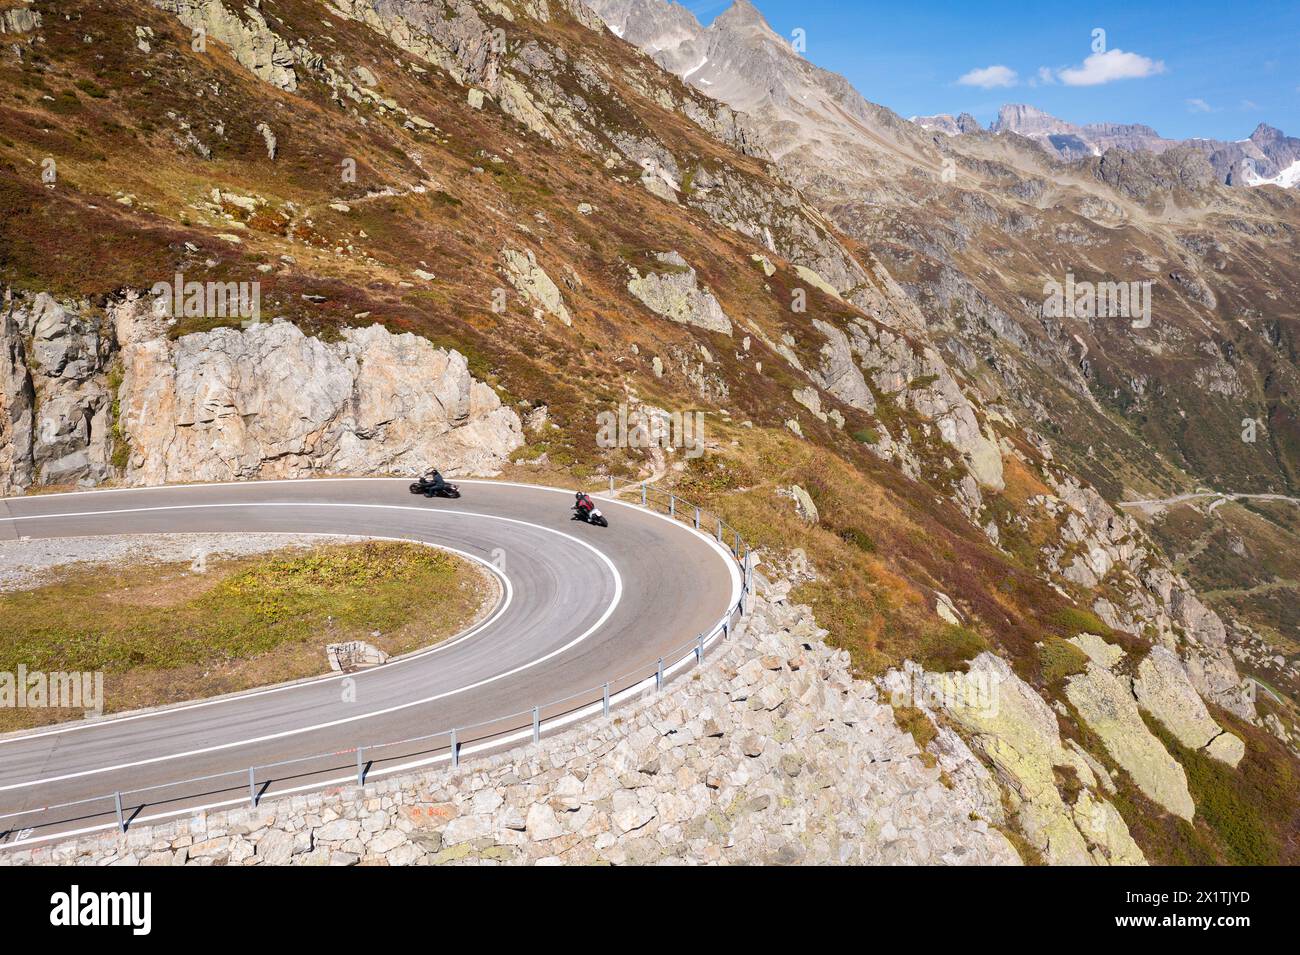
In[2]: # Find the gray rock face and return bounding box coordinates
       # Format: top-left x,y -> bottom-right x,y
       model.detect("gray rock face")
808,320 -> 874,412
812,316 -> 1003,490
1135,646 -> 1245,767
626,252 -> 733,335
681,162 -> 889,316
0,6 -> 41,34
0,306 -> 35,495
902,653 -> 1146,865
120,322 -> 522,483
1036,475 -> 1255,722
1066,660 -> 1196,822
326,0 -> 500,87
1,293 -> 113,489
502,247 -> 572,326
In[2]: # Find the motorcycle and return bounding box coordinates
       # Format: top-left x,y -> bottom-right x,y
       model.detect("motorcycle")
572,502 -> 609,528
409,474 -> 461,499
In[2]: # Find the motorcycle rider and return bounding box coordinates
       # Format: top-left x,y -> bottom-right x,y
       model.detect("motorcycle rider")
574,490 -> 595,518
426,468 -> 448,493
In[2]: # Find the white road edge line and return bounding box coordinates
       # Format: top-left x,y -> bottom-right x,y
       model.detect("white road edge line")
0,528 -> 515,744
0,503 -> 622,786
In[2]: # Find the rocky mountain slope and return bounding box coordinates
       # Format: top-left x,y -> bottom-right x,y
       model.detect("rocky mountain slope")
587,0 -> 1300,777
1,0 -> 1297,863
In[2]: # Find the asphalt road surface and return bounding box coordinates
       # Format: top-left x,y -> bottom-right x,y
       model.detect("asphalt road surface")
0,479 -> 742,847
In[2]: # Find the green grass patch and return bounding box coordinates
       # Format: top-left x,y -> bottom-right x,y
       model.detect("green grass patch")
1038,637 -> 1090,688
891,704 -> 938,764
75,79 -> 109,99
1143,713 -> 1293,865
1050,606 -> 1114,639
0,542 -> 488,721
915,624 -> 989,673
836,526 -> 876,553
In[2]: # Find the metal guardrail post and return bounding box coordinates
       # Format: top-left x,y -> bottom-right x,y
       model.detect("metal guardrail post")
248,767 -> 257,807
114,792 -> 125,833
450,728 -> 459,768
715,521 -> 722,542
640,483 -> 647,506
669,494 -> 675,517
602,682 -> 610,716
356,747 -> 365,786
723,619 -> 730,640
734,529 -> 740,557
696,634 -> 705,664
532,706 -> 540,744
694,506 -> 700,529
656,658 -> 664,691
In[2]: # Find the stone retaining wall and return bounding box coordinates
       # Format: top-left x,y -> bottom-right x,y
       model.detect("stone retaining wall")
4,581 -> 1018,866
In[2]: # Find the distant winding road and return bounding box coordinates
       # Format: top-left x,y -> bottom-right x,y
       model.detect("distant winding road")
0,479 -> 742,847
1118,491 -> 1300,513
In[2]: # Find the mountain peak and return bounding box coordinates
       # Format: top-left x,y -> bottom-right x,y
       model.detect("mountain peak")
991,103 -> 1073,136
715,0 -> 771,32
1251,122 -> 1285,143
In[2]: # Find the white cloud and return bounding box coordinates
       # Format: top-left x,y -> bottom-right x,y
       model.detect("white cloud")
1057,49 -> 1166,86
1027,66 -> 1057,88
1186,98 -> 1214,113
957,65 -> 1018,89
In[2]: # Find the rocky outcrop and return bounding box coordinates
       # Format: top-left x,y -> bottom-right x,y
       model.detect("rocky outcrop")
5,580 -> 1018,866
153,0 -> 298,91
776,484 -> 819,524
0,305 -> 35,495
894,653 -> 1145,865
1038,475 -> 1255,721
120,322 -> 522,483
1134,646 -> 1244,766
1064,647 -> 1196,822
808,319 -> 874,412
626,252 -> 733,335
0,6 -> 40,34
502,248 -> 572,326
1,290 -> 522,492
324,0 -> 500,88
1,293 -> 113,489
808,316 -> 1003,493
1071,634 -> 1242,769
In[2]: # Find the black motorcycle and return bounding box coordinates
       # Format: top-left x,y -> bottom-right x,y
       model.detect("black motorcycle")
410,475 -> 461,499
572,502 -> 609,527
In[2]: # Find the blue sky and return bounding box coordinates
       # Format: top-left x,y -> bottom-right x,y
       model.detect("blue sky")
686,0 -> 1300,139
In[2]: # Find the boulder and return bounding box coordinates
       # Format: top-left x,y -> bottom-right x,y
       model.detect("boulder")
627,252 -> 733,335
502,248 -> 572,326
154,0 -> 297,91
